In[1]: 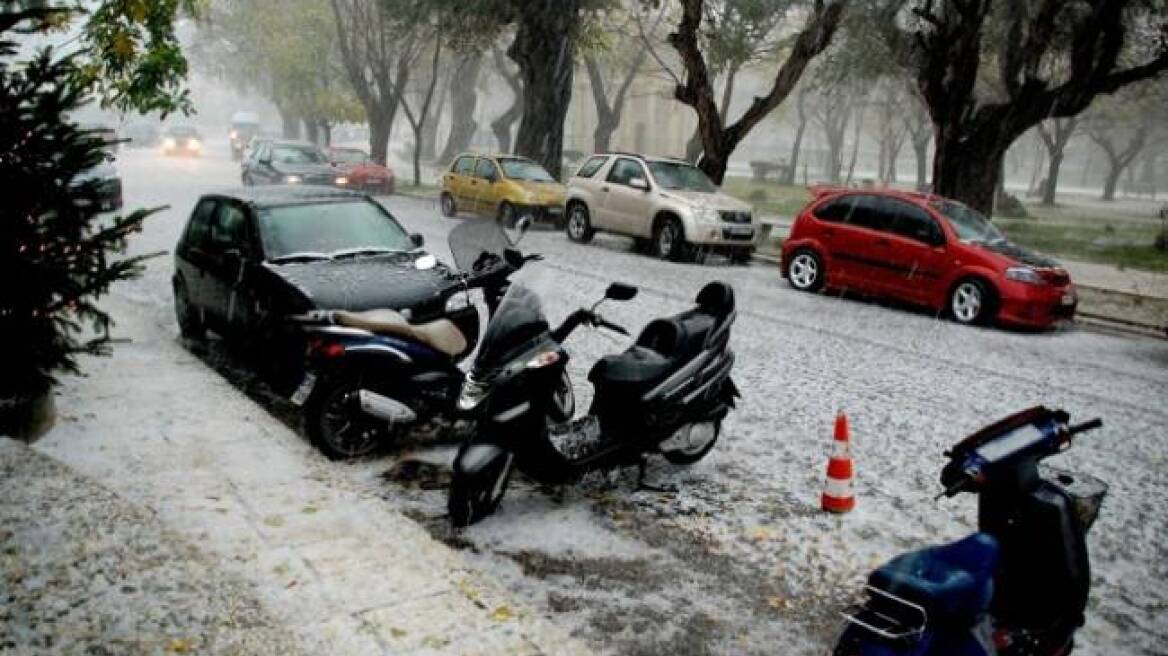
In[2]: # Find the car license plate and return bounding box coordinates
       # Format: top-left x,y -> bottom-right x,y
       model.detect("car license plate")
290,372 -> 317,406
727,225 -> 753,236
1061,293 -> 1075,306
367,177 -> 384,184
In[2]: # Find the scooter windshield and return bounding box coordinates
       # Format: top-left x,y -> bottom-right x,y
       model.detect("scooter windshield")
448,219 -> 513,276
475,283 -> 550,374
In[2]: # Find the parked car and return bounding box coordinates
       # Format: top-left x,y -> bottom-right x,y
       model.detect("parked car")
229,111 -> 261,161
241,140 -> 347,187
439,152 -> 566,227
564,153 -> 759,263
161,125 -> 202,157
780,188 -> 1077,328
328,147 -> 395,194
171,186 -> 478,367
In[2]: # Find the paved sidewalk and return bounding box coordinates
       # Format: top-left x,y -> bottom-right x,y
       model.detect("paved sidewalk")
33,291 -> 591,655
1,438 -> 306,655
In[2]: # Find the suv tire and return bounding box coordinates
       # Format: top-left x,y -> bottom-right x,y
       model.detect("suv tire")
566,203 -> 595,243
653,217 -> 690,261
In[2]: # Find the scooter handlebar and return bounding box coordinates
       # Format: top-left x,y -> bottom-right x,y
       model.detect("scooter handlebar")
595,317 -> 630,336
1066,418 -> 1103,436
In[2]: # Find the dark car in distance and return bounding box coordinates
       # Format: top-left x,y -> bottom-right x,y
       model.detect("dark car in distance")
171,186 -> 479,374
780,188 -> 1077,329
241,140 -> 347,188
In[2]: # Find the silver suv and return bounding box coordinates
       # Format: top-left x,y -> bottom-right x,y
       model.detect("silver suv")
564,153 -> 758,263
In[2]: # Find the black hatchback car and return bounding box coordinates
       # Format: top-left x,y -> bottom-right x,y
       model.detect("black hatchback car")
172,186 -> 478,366
241,140 -> 346,187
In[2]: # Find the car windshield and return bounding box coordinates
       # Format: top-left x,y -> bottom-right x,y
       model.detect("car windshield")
931,200 -> 1006,244
258,200 -> 413,260
168,126 -> 198,138
499,158 -> 555,182
331,149 -> 368,164
647,161 -> 717,192
271,144 -> 326,164
475,283 -> 550,374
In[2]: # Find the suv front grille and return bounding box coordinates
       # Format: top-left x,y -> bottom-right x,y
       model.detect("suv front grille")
719,210 -> 752,224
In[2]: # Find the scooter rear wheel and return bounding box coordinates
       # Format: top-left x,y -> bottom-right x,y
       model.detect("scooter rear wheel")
304,375 -> 391,460
661,420 -> 721,465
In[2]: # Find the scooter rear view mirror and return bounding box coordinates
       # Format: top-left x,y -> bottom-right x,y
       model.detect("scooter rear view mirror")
513,216 -> 533,243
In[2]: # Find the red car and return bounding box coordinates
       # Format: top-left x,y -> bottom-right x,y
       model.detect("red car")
328,147 -> 395,194
780,188 -> 1077,328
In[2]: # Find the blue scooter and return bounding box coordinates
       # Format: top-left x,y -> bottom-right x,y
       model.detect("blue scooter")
834,407 -> 1105,656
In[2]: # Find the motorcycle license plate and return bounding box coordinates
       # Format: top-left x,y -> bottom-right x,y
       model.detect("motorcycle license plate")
290,373 -> 317,406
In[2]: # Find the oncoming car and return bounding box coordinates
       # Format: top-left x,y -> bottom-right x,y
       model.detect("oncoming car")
780,188 -> 1077,329
162,125 -> 202,157
440,153 -> 567,227
328,147 -> 395,194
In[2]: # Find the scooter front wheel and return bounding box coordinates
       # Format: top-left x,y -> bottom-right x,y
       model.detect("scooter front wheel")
449,451 -> 514,528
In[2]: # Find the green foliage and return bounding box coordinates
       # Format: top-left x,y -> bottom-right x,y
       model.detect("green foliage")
1,7 -> 164,397
200,0 -> 362,128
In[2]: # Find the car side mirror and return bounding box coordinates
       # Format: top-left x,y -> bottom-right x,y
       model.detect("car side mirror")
606,282 -> 638,301
629,177 -> 650,191
409,233 -> 424,248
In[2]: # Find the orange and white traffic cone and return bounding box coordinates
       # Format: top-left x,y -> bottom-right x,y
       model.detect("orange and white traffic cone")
821,412 -> 855,513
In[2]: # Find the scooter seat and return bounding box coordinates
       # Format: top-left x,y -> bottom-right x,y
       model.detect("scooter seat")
332,309 -> 467,357
588,346 -> 675,389
869,532 -> 999,626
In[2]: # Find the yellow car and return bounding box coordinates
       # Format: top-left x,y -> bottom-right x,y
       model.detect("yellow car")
440,153 -> 567,227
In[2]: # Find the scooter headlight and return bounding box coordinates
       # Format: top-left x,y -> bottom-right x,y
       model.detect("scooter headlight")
458,376 -> 489,411
445,292 -> 470,313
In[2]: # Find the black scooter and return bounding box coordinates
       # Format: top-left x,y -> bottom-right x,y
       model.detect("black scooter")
447,274 -> 740,527
287,220 -> 542,459
834,406 -> 1105,656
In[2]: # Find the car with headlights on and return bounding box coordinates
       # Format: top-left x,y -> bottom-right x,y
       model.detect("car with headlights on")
242,140 -> 348,188
161,125 -> 203,157
439,152 -> 567,227
780,187 -> 1077,328
564,153 -> 759,263
171,186 -> 478,366
328,146 -> 395,194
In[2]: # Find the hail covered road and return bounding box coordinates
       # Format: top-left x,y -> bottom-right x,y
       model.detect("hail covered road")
108,145 -> 1168,655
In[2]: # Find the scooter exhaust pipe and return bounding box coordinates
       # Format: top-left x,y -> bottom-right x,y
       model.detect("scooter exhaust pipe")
357,390 -> 417,424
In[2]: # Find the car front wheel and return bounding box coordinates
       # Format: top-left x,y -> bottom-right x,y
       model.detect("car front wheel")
949,279 -> 994,325
654,217 -> 689,261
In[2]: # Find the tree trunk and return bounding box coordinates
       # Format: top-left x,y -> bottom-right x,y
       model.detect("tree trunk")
1041,151 -> 1063,205
304,119 -> 319,145
420,81 -> 447,161
279,107 -> 301,139
685,129 -> 703,162
369,108 -> 394,166
914,138 -> 929,191
843,100 -> 867,185
1102,160 -> 1122,201
786,119 -> 806,185
320,121 -> 332,147
933,129 -> 1008,216
490,47 -> 523,153
508,0 -> 580,179
438,53 -> 483,163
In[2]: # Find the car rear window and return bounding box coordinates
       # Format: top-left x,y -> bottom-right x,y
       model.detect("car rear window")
575,155 -> 608,178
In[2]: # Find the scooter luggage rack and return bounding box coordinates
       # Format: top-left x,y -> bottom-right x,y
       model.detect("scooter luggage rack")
842,585 -> 928,641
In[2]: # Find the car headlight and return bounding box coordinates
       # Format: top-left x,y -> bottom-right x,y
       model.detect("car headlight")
189,139 -> 201,150
457,376 -> 489,411
445,292 -> 470,313
335,176 -> 349,186
162,137 -> 176,149
692,207 -> 720,223
1005,266 -> 1044,284
285,175 -> 302,184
